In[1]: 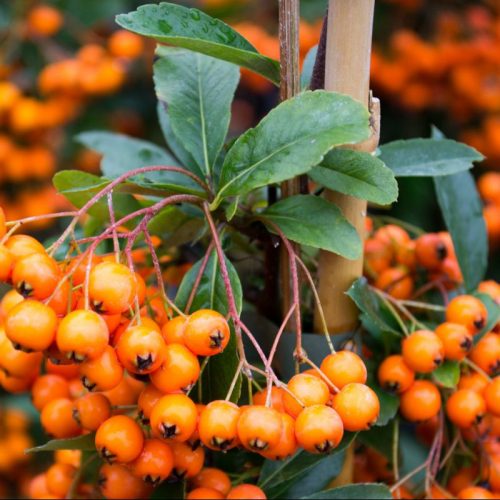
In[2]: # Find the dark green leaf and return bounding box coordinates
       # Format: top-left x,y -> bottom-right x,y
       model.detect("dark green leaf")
260,194 -> 361,259
379,139 -> 483,177
175,251 -> 242,402
434,171 -> 487,291
76,131 -> 204,196
300,483 -> 392,499
154,46 -> 239,177
301,45 -> 318,90
310,149 -> 398,205
432,361 -> 460,388
259,433 -> 355,498
472,292 -> 500,345
116,2 -> 280,84
358,423 -> 393,459
27,433 -> 96,453
216,91 -> 370,202
370,384 -> 399,426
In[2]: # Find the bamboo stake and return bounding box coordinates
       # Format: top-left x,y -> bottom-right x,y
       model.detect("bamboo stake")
315,0 -> 378,486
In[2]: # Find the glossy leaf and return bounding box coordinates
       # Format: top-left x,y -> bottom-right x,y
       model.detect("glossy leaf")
27,433 -> 96,453
116,2 -> 280,84
301,483 -> 392,499
260,194 -> 361,259
432,361 -> 460,389
434,170 -> 488,291
216,91 -> 370,202
310,149 -> 398,205
370,384 -> 399,426
154,46 -> 239,176
379,139 -> 483,177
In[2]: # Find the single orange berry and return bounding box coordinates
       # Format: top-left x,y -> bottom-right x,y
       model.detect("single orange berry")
161,315 -> 187,345
483,377 -> 500,417
4,235 -> 45,261
108,30 -> 144,59
457,487 -> 493,499
283,373 -> 330,418
198,400 -> 240,451
0,245 -> 13,282
73,393 -> 111,431
130,438 -> 174,486
5,299 -> 57,352
57,309 -> 109,362
95,415 -> 144,464
226,484 -> 267,499
237,406 -> 282,452
98,463 -> 152,500
458,371 -> 489,394
138,384 -> 164,425
46,463 -> 76,498
374,225 -> 411,249
0,328 -> 42,378
40,398 -> 80,438
55,450 -> 81,468
27,5 -> 63,36
28,473 -> 50,499
191,468 -> 232,496
170,441 -> 205,480
399,380 -> 442,422
402,330 -> 444,373
446,389 -> 486,428
79,345 -> 124,392
320,350 -> 367,389
187,487 -> 224,499
469,333 -> 499,376
333,383 -> 380,431
446,295 -> 488,335
150,343 -> 200,393
415,233 -> 448,270
183,309 -> 230,356
447,466 -> 479,496
150,394 -> 198,442
377,355 -> 415,393
435,323 -> 472,361
31,374 -> 70,411
375,266 -> 414,299
260,412 -> 297,460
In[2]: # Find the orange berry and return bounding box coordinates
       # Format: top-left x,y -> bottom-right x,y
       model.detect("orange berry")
170,441 -> 205,479
28,473 -> 50,499
184,309 -> 230,356
73,393 -> 111,431
40,398 -> 80,438
400,380 -> 442,422
227,484 -> 267,499
458,371 -> 489,394
46,463 -> 76,498
402,330 -> 444,373
478,172 -> 500,204
0,245 -> 13,282
469,333 -> 500,376
237,405 -> 282,452
150,394 -> 198,442
0,328 -> 42,378
435,323 -> 472,361
98,463 -> 152,500
12,252 -> 60,300
446,389 -> 486,428
108,30 -> 144,59
89,262 -> 137,314
260,412 -> 297,460
79,345 -> 124,392
5,235 -> 45,261
446,295 -> 488,335
457,487 -> 493,499
333,383 -> 379,431
0,371 -> 35,393
191,468 -> 231,496
488,454 -> 500,492
46,279 -> 74,316
27,5 -> 63,36
0,289 -> 24,321
447,466 -> 479,496
294,404 -> 343,454
161,316 -> 187,345
395,240 -> 417,269
320,350 -> 367,389
364,238 -> 392,275
198,400 -> 240,451
283,373 -> 330,418
31,374 -> 69,411
375,266 -> 414,299
57,309 -> 109,362
116,324 -> 165,374
374,225 -> 410,249
415,233 -> 448,270
377,355 -> 415,393
5,299 -> 57,352
96,415 -> 144,464
130,438 -> 174,486
187,487 -> 225,499
55,450 -> 81,468
484,377 -> 500,417
138,384 -> 164,425
150,343 -> 200,393
103,375 -> 143,407
252,386 -> 285,413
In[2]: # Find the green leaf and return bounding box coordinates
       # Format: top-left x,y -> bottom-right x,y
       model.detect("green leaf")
27,433 -> 96,453
370,384 -> 399,426
472,292 -> 500,345
259,433 -> 355,499
116,2 -> 280,84
310,149 -> 398,205
433,170 -> 488,291
301,45 -> 318,90
154,46 -> 239,177
346,278 -> 400,335
76,131 -> 204,196
175,251 -> 242,402
216,91 -> 370,202
300,483 -> 392,500
432,361 -> 460,388
379,139 -> 483,177
260,194 -> 361,260
157,102 -> 199,175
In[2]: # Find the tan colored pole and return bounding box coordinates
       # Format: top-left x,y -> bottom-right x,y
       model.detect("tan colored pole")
316,0 -> 378,486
